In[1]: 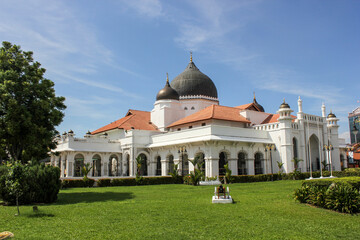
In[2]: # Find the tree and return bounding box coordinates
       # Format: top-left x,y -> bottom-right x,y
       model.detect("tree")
0,41 -> 66,162
277,161 -> 284,175
292,158 -> 303,173
188,156 -> 204,186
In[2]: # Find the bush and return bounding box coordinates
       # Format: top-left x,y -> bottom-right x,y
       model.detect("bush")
61,179 -> 95,188
97,179 -> 112,187
0,162 -> 61,205
294,177 -> 360,214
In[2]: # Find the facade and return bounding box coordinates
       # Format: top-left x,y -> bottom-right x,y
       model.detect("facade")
349,107 -> 360,144
51,56 -> 343,178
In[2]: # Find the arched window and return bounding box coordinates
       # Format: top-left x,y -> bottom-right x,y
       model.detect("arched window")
156,156 -> 161,176
138,153 -> 148,176
219,152 -> 228,175
293,137 -> 298,159
92,154 -> 101,177
254,152 -> 263,175
168,155 -> 174,175
74,154 -> 85,177
238,152 -> 247,175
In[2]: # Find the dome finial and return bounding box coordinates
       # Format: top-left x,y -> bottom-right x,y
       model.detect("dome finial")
253,91 -> 256,101
166,72 -> 169,84
190,51 -> 193,62
283,98 -> 286,103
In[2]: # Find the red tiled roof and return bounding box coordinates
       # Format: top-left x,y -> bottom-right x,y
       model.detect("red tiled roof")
91,110 -> 158,134
167,105 -> 251,128
261,113 -> 296,124
235,102 -> 261,111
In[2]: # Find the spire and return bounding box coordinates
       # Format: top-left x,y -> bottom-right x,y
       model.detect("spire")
190,51 -> 193,62
253,91 -> 256,101
166,72 -> 169,85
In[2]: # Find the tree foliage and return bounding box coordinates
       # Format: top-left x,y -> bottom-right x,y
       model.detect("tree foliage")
0,41 -> 66,162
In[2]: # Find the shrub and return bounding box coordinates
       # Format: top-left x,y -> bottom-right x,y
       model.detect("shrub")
97,179 -> 112,187
294,177 -> 360,214
325,184 -> 360,214
111,178 -> 137,186
0,162 -> 61,205
61,179 -> 95,188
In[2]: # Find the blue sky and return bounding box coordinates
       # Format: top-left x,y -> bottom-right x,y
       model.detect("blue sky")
1,0 -> 359,142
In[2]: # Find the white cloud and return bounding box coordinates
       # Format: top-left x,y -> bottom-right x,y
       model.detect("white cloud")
121,0 -> 163,18
339,131 -> 350,144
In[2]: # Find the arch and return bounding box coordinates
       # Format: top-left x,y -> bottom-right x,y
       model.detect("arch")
124,154 -> 130,176
92,154 -> 102,177
238,151 -> 247,175
340,154 -> 345,170
137,153 -> 148,176
219,151 -> 228,175
195,152 -> 205,174
155,156 -> 161,176
167,154 -> 174,174
180,153 -> 189,176
109,154 -> 119,176
74,153 -> 85,177
308,134 -> 320,172
254,152 -> 264,175
293,137 -> 298,159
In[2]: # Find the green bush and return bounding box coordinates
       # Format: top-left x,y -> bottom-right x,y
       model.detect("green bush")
61,179 -> 95,188
111,178 -> 137,186
0,162 -> 61,205
97,179 -> 112,187
294,177 -> 360,214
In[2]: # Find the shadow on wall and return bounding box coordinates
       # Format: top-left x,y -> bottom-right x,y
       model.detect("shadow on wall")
55,191 -> 134,205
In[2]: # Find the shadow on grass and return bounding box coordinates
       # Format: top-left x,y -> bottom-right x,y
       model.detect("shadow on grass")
26,212 -> 55,218
55,191 -> 134,205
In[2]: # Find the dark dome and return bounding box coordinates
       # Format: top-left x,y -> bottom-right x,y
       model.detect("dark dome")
327,111 -> 336,118
279,99 -> 290,109
170,60 -> 218,99
156,77 -> 179,101
253,94 -> 265,112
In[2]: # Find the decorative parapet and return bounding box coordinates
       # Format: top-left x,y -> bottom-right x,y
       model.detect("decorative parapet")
180,95 -> 219,101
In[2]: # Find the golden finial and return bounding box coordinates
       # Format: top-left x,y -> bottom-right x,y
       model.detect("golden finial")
283,98 -> 286,103
190,51 -> 193,62
253,91 -> 256,100
166,72 -> 169,84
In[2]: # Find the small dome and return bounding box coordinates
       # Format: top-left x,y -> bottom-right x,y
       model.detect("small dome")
156,74 -> 179,101
68,129 -> 74,134
170,55 -> 218,99
279,99 -> 290,109
327,111 -> 336,118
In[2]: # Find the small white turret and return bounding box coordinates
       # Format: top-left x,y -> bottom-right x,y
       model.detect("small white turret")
322,103 -> 326,118
277,99 -> 293,120
297,96 -> 303,113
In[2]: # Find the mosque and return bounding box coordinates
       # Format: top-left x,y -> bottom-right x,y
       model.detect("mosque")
51,55 -> 346,178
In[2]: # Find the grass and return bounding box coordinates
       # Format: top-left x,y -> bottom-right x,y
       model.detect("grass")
1,180 -> 360,239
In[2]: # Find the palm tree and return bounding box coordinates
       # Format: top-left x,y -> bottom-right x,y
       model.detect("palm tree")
292,158 -> 303,173
82,163 -> 92,181
277,161 -> 284,174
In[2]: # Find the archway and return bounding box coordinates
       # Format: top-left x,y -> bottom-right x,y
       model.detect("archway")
109,155 -> 119,176
219,152 -> 228,175
168,155 -> 174,174
181,154 -> 189,176
74,154 -> 84,177
138,153 -> 148,176
195,152 -> 205,174
309,134 -> 320,171
254,152 -> 263,175
238,152 -> 247,175
156,156 -> 161,176
92,154 -> 102,177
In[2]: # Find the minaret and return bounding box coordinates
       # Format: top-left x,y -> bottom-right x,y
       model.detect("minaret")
297,96 -> 303,120
277,99 -> 294,173
326,110 -> 340,171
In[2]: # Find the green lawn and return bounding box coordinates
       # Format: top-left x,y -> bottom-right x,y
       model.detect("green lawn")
1,180 -> 360,239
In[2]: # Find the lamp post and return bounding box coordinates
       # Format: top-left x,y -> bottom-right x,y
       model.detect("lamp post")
265,144 -> 276,181
178,146 -> 187,177
352,125 -> 359,143
323,142 -> 334,178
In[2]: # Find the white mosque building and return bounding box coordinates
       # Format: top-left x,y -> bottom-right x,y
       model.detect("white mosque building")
51,55 -> 345,179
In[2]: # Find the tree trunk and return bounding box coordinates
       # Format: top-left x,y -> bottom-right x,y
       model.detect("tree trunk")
16,194 -> 20,215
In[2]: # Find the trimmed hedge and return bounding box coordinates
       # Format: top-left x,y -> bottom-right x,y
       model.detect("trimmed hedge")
61,179 -> 95,188
294,177 -> 360,214
0,163 -> 61,205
